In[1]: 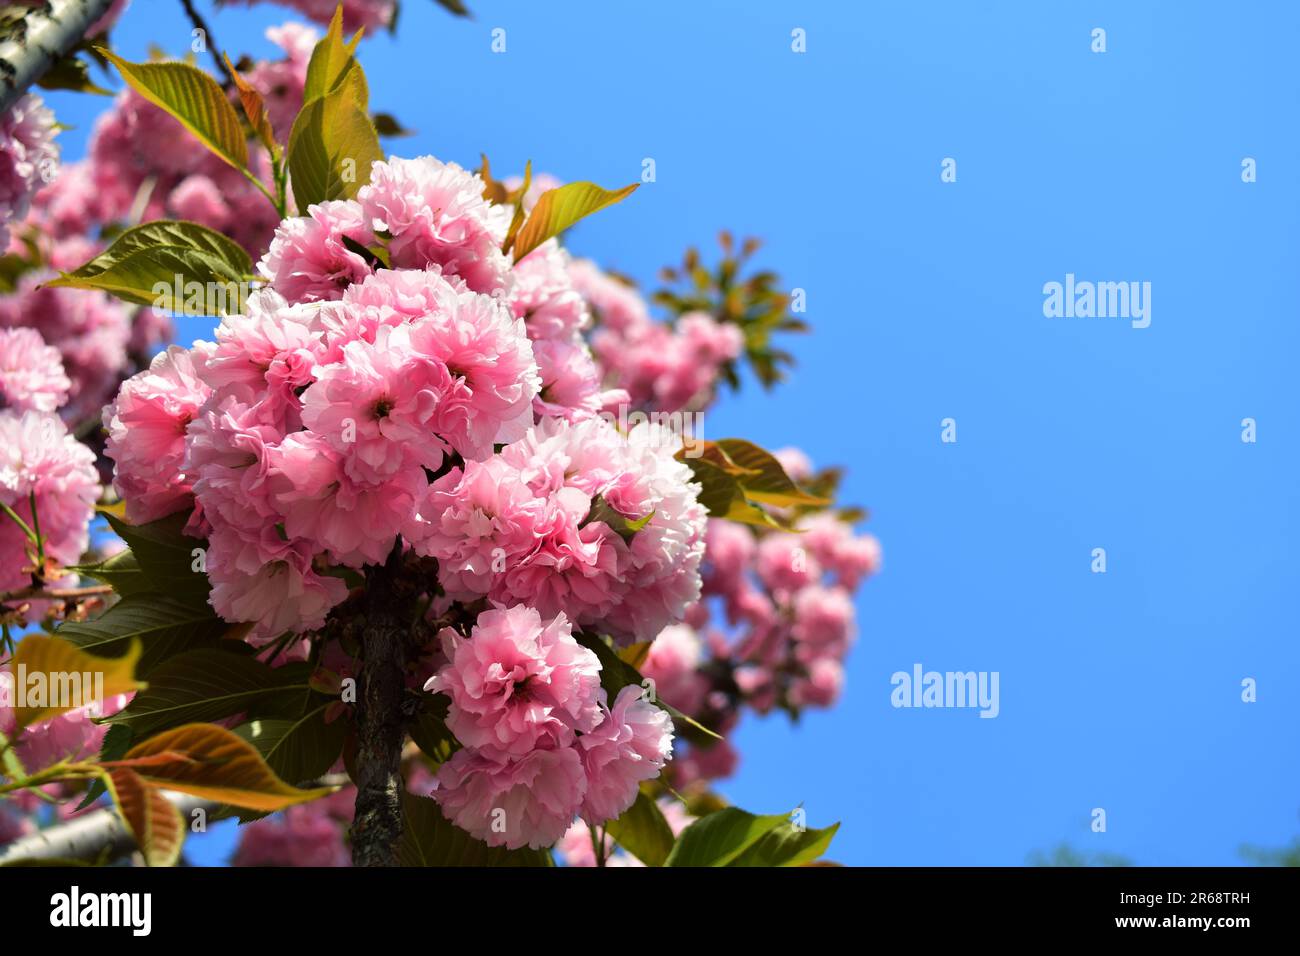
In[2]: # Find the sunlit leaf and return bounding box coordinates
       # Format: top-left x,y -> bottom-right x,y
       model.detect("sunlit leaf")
10,636 -> 146,730
105,767 -> 184,867
110,723 -> 333,812
507,181 -> 638,262
98,49 -> 248,172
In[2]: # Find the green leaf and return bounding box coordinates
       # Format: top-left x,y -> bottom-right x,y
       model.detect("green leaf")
605,788 -> 675,866
44,245 -> 249,314
59,220 -> 251,283
714,439 -> 829,508
36,54 -> 111,96
508,181 -> 638,262
105,649 -> 310,738
70,549 -> 151,597
677,456 -> 792,530
234,706 -> 347,786
98,511 -> 211,604
54,594 -> 229,678
409,696 -> 457,766
97,49 -> 248,172
727,819 -> 840,867
398,792 -> 551,866
664,807 -> 791,867
302,7 -> 367,107
287,83 -> 382,213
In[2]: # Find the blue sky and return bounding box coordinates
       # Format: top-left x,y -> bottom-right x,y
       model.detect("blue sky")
42,0 -> 1300,866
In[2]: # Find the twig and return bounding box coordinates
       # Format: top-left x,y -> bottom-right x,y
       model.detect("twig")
178,0 -> 237,88
0,584 -> 113,604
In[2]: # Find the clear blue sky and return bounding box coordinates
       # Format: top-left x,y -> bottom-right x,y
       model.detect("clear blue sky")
43,0 -> 1300,866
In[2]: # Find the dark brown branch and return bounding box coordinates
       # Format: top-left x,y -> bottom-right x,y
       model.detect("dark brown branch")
350,543 -> 412,867
178,0 -> 236,88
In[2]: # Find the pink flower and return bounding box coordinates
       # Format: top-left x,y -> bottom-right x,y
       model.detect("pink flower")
0,328 -> 70,413
184,396 -> 285,542
568,258 -> 651,334
206,529 -> 347,643
222,0 -> 395,33
789,658 -> 845,708
532,337 -> 621,423
791,585 -> 855,658
799,513 -> 881,589
579,685 -> 674,824
755,532 -> 822,593
640,624 -> 708,717
509,240 -> 590,342
592,311 -> 743,413
0,411 -> 98,593
415,417 -> 706,645
231,801 -> 350,867
0,277 -> 132,423
0,94 -> 58,251
358,157 -> 511,294
201,290 -> 324,431
302,322 -> 452,483
169,174 -> 229,225
103,346 -> 211,523
266,431 -> 424,567
425,605 -> 603,758
304,270 -> 538,473
431,745 -> 586,850
258,200 -> 375,303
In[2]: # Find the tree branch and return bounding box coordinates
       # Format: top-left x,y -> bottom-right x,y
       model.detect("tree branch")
178,0 -> 237,88
350,543 -> 412,867
0,775 -> 351,866
0,790 -> 212,865
0,0 -> 115,113
0,584 -> 113,604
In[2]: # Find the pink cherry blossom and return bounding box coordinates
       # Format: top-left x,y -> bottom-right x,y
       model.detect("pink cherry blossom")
425,605 -> 603,758
258,200 -> 376,303
579,685 -> 674,824
358,157 -> 511,294
0,328 -> 70,413
0,411 -> 98,593
103,346 -> 211,523
431,744 -> 586,850
509,240 -> 590,343
0,94 -> 58,251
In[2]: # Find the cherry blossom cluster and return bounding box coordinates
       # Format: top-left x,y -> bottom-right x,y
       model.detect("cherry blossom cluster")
0,410 -> 99,599
572,258 -> 744,413
638,454 -> 881,787
427,605 -> 672,849
104,154 -> 709,641
0,93 -> 59,252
